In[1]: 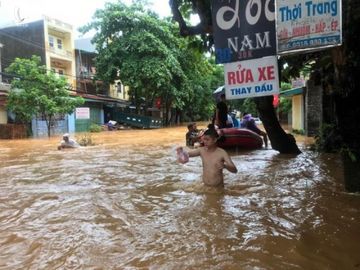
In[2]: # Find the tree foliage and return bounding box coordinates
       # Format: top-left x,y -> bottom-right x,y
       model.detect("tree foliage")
5,56 -> 84,137
81,0 -> 221,124
81,2 -> 185,115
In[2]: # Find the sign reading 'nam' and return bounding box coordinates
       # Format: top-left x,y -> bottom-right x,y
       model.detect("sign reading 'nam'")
211,0 -> 276,64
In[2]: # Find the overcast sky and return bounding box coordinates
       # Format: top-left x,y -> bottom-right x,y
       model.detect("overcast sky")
0,0 -> 172,37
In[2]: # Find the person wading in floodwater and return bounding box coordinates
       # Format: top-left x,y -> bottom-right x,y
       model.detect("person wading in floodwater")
57,133 -> 79,150
215,93 -> 229,129
177,124 -> 237,187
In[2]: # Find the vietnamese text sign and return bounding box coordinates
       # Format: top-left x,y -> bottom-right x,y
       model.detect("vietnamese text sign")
224,56 -> 279,100
277,0 -> 342,54
211,0 -> 276,64
75,107 -> 90,119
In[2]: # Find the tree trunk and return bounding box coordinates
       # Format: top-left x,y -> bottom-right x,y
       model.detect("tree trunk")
46,115 -> 52,138
331,0 -> 360,191
255,95 -> 301,154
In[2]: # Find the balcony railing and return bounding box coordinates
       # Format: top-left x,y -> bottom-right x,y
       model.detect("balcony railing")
44,15 -> 73,31
78,71 -> 96,80
0,82 -> 11,92
46,45 -> 73,59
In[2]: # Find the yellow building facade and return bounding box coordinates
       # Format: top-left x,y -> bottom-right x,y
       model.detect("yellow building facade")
43,16 -> 76,89
280,87 -> 305,132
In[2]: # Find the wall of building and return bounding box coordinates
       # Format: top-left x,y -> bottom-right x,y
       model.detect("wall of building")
292,95 -> 304,131
75,102 -> 104,132
44,17 -> 76,89
305,79 -> 323,136
67,112 -> 76,134
31,118 -> 68,137
0,20 -> 46,81
74,49 -> 109,96
109,83 -> 129,100
0,106 -> 6,124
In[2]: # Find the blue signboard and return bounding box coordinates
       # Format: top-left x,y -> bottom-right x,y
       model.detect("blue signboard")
277,0 -> 342,54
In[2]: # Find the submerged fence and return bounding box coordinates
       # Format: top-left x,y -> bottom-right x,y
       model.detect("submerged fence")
0,124 -> 27,139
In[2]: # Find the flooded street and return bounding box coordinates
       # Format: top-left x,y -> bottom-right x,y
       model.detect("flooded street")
0,126 -> 359,270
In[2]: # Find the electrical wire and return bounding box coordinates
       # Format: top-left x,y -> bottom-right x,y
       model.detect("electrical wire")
0,26 -> 90,80
0,22 -> 119,97
0,29 -> 46,51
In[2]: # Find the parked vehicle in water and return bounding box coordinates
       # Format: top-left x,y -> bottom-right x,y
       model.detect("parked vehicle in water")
217,127 -> 263,149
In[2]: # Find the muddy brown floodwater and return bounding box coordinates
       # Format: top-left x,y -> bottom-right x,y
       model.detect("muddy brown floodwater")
0,125 -> 359,270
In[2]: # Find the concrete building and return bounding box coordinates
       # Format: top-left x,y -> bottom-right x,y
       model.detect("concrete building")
74,37 -> 130,131
0,17 -> 77,136
0,42 -> 10,124
0,18 -> 132,136
0,16 -> 76,88
280,87 -> 305,132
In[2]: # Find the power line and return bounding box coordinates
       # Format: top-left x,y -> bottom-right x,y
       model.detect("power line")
0,27 -> 93,80
0,24 -> 114,94
0,55 -> 111,94
0,55 -> 76,80
0,70 -> 78,93
0,69 -> 106,95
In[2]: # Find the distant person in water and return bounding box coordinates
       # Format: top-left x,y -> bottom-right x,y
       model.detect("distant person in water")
241,113 -> 268,148
215,93 -> 229,128
57,133 -> 79,150
230,112 -> 240,127
185,122 -> 202,147
107,120 -> 118,131
177,124 -> 237,187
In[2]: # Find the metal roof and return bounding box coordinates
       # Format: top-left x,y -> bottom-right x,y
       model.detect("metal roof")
74,38 -> 96,53
280,87 -> 304,97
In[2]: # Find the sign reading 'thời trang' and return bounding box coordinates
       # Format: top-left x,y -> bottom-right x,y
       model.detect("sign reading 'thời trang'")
277,0 -> 342,54
224,56 -> 279,100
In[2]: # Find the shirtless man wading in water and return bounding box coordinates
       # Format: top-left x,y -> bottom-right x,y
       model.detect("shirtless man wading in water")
177,124 -> 237,187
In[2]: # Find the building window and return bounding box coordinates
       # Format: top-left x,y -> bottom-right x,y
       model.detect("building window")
58,69 -> 64,76
49,36 -> 54,47
117,82 -> 122,93
57,39 -> 63,49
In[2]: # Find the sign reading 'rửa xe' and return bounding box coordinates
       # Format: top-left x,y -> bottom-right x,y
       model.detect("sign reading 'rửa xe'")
224,56 -> 279,100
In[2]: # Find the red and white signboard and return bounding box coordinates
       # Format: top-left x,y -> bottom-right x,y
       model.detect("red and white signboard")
75,107 -> 90,119
224,56 -> 279,100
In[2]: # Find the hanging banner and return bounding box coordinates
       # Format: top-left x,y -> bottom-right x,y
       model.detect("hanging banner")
75,107 -> 90,119
211,0 -> 276,64
224,56 -> 279,100
277,0 -> 342,54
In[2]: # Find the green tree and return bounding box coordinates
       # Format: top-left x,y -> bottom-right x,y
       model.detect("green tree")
81,1 -> 188,124
278,82 -> 292,116
178,46 -> 223,121
5,56 -> 84,137
81,0 -> 223,125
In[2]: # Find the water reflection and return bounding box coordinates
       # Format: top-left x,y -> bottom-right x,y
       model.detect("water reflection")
0,127 -> 359,269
